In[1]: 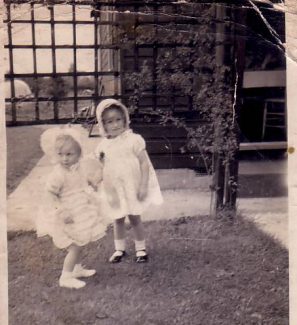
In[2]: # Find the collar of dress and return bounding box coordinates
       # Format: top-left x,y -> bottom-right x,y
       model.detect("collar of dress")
106,128 -> 132,140
60,162 -> 80,172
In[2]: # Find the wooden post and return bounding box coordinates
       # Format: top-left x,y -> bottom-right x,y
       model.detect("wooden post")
211,3 -> 226,216
6,3 -> 17,125
72,4 -> 78,115
225,5 -> 246,211
30,3 -> 40,121
211,3 -> 246,215
49,5 -> 58,122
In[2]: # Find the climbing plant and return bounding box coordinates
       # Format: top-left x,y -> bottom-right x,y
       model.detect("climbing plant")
115,2 -> 240,215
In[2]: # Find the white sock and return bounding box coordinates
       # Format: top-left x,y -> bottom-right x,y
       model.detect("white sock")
135,240 -> 146,252
114,239 -> 126,251
73,264 -> 96,277
59,271 -> 86,289
60,271 -> 72,279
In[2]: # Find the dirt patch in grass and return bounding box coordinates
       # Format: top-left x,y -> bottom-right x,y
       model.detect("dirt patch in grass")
6,126 -> 45,195
8,216 -> 288,325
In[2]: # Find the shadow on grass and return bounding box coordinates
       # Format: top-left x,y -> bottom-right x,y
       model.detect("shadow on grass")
238,174 -> 287,198
8,216 -> 288,325
6,126 -> 45,195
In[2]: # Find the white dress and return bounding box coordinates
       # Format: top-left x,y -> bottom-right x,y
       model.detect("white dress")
95,130 -> 163,220
37,163 -> 108,249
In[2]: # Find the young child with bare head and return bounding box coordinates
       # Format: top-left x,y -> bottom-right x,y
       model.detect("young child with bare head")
95,99 -> 163,263
37,126 -> 108,289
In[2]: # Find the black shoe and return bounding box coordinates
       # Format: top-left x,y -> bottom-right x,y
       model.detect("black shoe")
109,250 -> 126,263
135,250 -> 148,263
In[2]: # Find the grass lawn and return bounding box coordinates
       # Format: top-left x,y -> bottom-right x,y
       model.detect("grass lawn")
6,126 -> 45,195
6,124 -> 288,324
8,217 -> 288,325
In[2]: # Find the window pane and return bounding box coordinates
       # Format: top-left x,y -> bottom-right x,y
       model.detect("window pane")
36,49 -> 52,73
3,25 -> 8,45
14,102 -> 36,122
77,76 -> 95,96
55,24 -> 73,45
77,50 -> 94,72
75,6 -> 93,21
5,103 -> 13,123
98,49 -> 114,71
98,24 -> 112,44
39,101 -> 54,120
13,49 -> 33,73
99,76 -> 117,96
35,24 -> 51,45
38,77 -> 68,99
4,80 -> 11,99
77,99 -> 93,111
11,23 -> 32,45
10,4 -> 31,21
14,77 -> 34,97
62,77 -> 73,96
56,49 -> 73,72
4,49 -> 9,74
6,79 -> 35,121
54,5 -> 72,21
76,24 -> 94,45
3,5 -> 8,21
34,6 -> 51,21
58,101 -> 75,119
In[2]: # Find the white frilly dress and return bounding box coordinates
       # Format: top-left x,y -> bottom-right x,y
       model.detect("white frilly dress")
37,163 -> 108,249
95,98 -> 163,220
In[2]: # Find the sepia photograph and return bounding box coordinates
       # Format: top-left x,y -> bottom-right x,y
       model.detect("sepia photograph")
1,0 -> 294,324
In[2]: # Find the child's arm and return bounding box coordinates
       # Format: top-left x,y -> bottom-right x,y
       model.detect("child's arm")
42,169 -> 74,224
104,178 -> 120,208
137,149 -> 150,201
82,157 -> 104,191
87,169 -> 103,192
43,190 -> 74,224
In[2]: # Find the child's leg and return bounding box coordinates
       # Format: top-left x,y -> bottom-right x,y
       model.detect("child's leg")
59,244 -> 86,289
128,215 -> 148,263
63,244 -> 81,272
109,217 -> 126,263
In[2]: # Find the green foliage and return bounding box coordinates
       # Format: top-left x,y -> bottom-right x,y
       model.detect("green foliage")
118,3 -> 238,174
21,77 -> 68,99
43,76 -> 67,98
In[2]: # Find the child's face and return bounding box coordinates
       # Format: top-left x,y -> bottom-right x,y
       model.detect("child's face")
56,141 -> 80,169
102,107 -> 126,138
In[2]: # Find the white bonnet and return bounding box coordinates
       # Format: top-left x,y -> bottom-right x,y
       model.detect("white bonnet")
40,125 -> 87,162
96,99 -> 130,137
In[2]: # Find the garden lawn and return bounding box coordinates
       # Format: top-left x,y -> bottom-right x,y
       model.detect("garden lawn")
6,124 -> 288,324
6,126 -> 45,195
8,216 -> 288,325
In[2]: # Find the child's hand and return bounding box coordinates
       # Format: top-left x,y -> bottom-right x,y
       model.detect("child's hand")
137,185 -> 148,201
82,158 -> 103,191
88,179 -> 100,192
105,182 -> 120,209
88,170 -> 103,191
138,150 -> 149,202
108,191 -> 120,209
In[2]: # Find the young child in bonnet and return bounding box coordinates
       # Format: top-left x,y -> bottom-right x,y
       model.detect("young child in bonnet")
37,125 -> 108,289
94,99 -> 163,263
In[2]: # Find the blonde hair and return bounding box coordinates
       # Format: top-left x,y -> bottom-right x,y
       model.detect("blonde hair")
55,134 -> 82,156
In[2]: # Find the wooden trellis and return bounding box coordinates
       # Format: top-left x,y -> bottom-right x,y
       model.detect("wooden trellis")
4,0 -> 121,125
4,0 -> 236,125
4,0 -> 285,213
